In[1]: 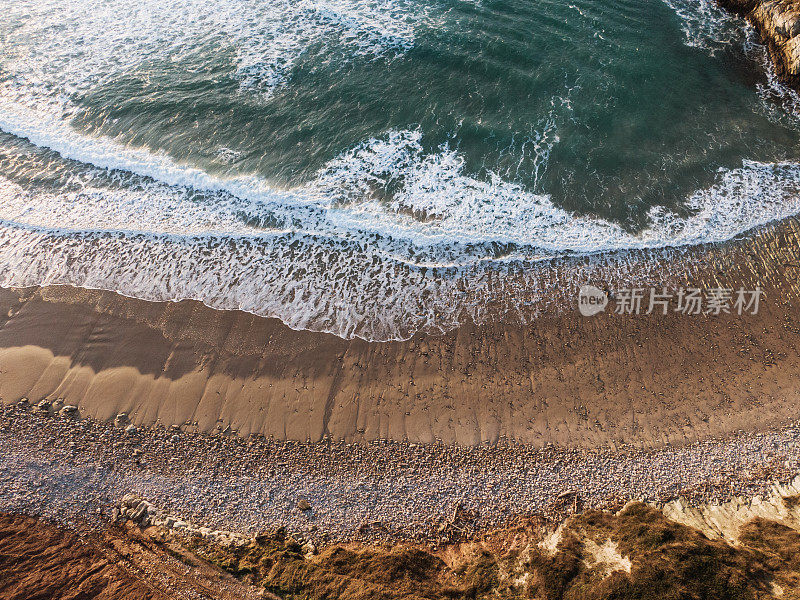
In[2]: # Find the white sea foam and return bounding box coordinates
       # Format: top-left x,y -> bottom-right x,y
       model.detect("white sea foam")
313,129 -> 800,252
4,103 -> 800,256
2,0 -> 800,340
661,0 -> 746,52
0,0 -> 424,104
750,33 -> 800,126
664,0 -> 800,129
2,112 -> 800,339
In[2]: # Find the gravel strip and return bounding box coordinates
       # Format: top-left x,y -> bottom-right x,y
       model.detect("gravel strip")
0,402 -> 798,545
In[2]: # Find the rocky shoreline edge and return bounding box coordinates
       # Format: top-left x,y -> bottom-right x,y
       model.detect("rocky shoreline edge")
112,472 -> 800,564
719,0 -> 800,88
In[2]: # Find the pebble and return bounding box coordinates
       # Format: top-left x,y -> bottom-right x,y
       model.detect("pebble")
59,406 -> 78,417
302,542 -> 316,555
1,403 -> 800,546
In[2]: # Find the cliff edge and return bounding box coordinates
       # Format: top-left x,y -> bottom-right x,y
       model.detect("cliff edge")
720,0 -> 800,87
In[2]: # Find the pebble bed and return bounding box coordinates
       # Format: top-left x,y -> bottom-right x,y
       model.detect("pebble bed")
1,402 -> 799,545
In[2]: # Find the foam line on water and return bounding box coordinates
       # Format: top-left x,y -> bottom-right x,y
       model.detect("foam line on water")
0,217 -> 698,342
4,106 -> 800,256
660,0 -> 746,52
312,129 -> 800,252
0,220 -> 484,341
1,0 -> 424,101
4,99 -> 800,340
2,121 -> 800,341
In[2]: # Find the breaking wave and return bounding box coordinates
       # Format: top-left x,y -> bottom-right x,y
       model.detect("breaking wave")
2,0 -> 800,340
1,0 -> 424,102
2,104 -> 800,339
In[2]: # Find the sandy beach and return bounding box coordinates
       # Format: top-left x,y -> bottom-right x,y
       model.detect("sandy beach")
7,0 -> 800,597
1,217 -> 799,448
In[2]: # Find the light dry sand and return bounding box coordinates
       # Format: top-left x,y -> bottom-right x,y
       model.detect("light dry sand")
1,218 -> 799,447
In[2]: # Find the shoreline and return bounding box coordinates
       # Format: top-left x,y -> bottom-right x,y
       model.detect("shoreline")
1,215 -> 799,446
718,0 -> 800,89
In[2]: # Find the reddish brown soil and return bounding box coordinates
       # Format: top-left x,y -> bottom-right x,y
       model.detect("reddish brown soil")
0,514 -> 258,600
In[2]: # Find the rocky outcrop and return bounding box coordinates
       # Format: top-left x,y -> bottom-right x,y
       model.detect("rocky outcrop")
719,0 -> 800,88
109,491 -> 800,600
117,494 -> 250,547
662,475 -> 800,543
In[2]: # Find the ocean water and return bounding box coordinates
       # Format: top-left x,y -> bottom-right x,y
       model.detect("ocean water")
1,0 -> 799,339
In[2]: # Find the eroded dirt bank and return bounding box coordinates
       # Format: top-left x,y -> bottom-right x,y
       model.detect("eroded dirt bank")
0,513 -> 260,600
6,492 -> 800,600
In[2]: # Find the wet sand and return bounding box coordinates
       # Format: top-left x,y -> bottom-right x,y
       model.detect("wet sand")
0,217 -> 799,447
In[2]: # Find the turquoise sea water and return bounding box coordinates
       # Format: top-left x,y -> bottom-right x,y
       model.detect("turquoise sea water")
1,0 -> 799,338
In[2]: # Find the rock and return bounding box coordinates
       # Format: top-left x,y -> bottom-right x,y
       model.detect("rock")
301,542 -> 316,556
130,502 -> 148,522
121,494 -> 143,509
718,0 -> 800,88
36,399 -> 51,411
124,424 -> 138,435
297,498 -> 312,512
59,405 -> 78,417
